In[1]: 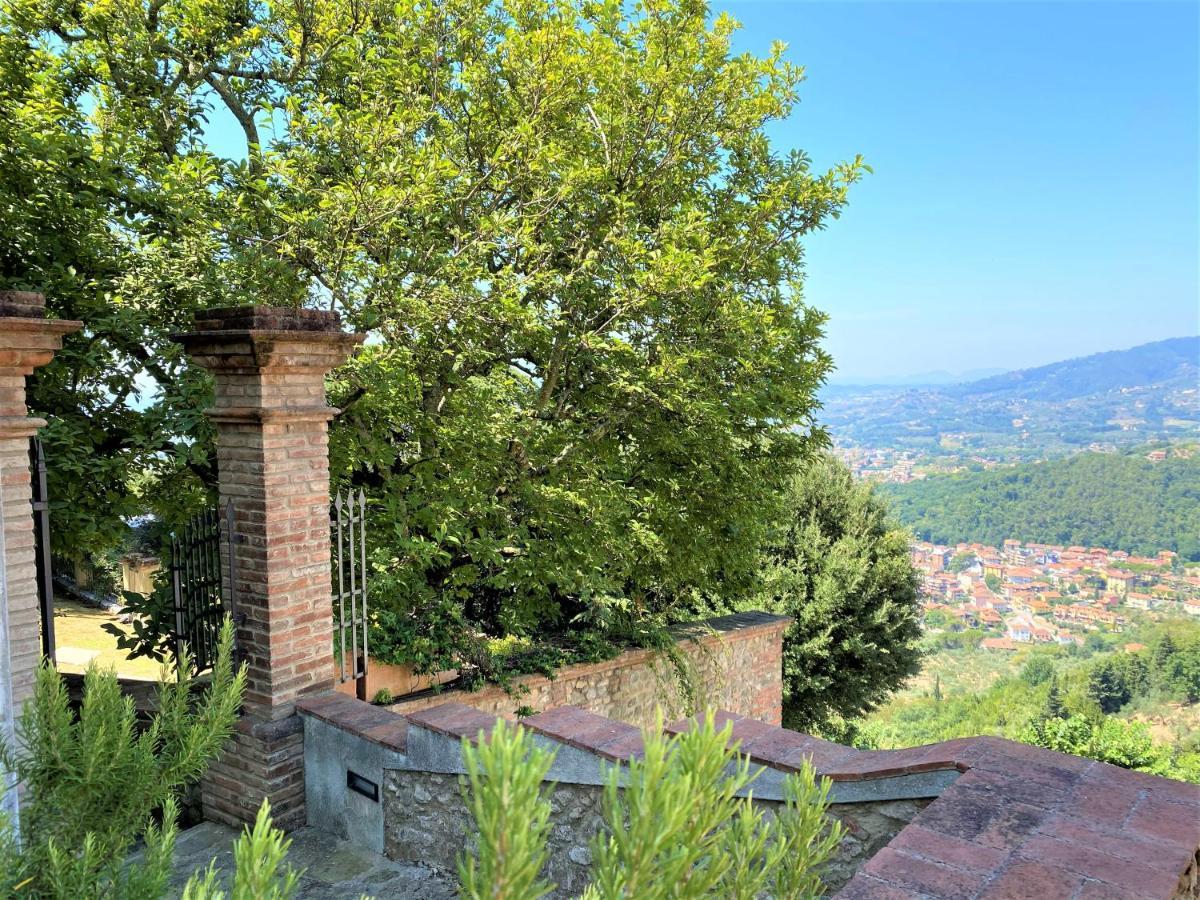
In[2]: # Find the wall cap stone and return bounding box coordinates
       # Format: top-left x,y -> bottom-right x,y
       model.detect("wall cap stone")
522,705 -> 644,762
194,305 -> 345,332
404,702 -> 501,745
0,290 -> 46,317
296,692 -> 408,752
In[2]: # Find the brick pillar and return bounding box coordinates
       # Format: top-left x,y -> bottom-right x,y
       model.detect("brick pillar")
177,306 -> 363,829
0,291 -> 81,710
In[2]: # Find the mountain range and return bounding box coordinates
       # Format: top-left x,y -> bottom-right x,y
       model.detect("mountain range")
820,336 -> 1199,459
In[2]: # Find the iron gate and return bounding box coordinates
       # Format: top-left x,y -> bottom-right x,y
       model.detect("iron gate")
332,490 -> 368,700
30,437 -> 54,663
170,502 -> 238,674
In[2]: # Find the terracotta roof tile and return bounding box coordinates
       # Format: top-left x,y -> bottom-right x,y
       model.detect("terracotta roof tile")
404,702 -> 500,743
522,706 -> 642,761
295,691 -> 407,751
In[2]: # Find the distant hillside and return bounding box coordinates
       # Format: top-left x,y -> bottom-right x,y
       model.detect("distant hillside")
881,451 -> 1200,559
821,337 -> 1199,458
946,337 -> 1199,402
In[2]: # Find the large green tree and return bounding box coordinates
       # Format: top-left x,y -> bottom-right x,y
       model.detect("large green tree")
727,455 -> 923,730
2,0 -> 863,644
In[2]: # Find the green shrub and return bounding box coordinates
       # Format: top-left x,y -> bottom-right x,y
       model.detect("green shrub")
458,713 -> 841,899
0,620 -> 244,897
458,721 -> 556,900
181,800 -> 301,900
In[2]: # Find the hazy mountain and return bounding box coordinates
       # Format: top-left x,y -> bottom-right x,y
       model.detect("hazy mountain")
945,337 -> 1199,402
820,337 -> 1199,458
829,367 -> 1007,387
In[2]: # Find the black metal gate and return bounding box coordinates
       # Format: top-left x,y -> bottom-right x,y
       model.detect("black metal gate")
170,502 -> 238,674
30,437 -> 54,663
332,490 -> 368,700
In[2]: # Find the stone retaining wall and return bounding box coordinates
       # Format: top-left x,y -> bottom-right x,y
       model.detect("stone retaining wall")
387,611 -> 790,728
297,691 -> 1200,899
384,769 -> 925,897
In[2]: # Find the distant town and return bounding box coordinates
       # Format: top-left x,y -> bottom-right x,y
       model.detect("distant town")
911,538 -> 1200,651
835,442 -> 1194,484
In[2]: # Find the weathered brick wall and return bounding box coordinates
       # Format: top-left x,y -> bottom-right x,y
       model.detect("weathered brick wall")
0,294 -> 79,714
387,611 -> 790,728
384,769 -> 924,896
179,306 -> 362,829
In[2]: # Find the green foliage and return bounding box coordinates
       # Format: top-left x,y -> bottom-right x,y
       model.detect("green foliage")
923,609 -> 952,631
458,721 -> 556,900
0,619 -> 245,898
2,0 -> 861,655
947,551 -> 976,573
181,801 -> 302,900
862,620 -> 1200,783
1020,655 -> 1056,686
884,451 -> 1200,560
104,582 -> 178,663
1042,678 -> 1066,720
1023,716 -> 1165,774
458,713 -> 841,899
715,455 -> 922,730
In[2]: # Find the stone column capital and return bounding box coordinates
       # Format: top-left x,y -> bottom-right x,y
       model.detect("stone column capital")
0,292 -> 83,436
0,291 -> 84,354
174,306 -> 365,376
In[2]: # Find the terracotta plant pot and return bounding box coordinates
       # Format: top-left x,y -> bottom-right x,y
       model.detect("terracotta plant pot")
334,659 -> 457,702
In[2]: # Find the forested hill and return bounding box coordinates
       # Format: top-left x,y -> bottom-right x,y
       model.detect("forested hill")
881,451 -> 1200,559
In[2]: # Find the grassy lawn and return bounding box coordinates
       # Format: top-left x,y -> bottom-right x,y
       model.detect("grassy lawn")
52,599 -> 164,681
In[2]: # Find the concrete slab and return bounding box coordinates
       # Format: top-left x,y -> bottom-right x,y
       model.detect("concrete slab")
165,821 -> 456,899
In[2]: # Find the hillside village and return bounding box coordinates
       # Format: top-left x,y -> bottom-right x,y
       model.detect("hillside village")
836,441 -> 1194,485
912,538 -> 1200,651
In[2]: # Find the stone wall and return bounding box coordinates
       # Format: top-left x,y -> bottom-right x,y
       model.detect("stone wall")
302,692 -> 1200,899
387,611 -> 790,729
383,768 -> 925,896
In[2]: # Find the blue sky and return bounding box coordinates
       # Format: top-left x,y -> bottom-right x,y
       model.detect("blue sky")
203,1 -> 1198,382
723,0 -> 1199,381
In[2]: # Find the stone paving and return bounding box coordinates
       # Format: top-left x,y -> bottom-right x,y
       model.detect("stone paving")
166,821 -> 457,899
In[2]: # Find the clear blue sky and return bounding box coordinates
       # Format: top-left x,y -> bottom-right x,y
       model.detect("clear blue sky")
204,1 -> 1198,381
724,0 -> 1199,381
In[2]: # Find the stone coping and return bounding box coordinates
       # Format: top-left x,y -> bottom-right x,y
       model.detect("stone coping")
830,739 -> 1200,898
667,710 -> 1200,897
299,693 -> 1199,896
295,692 -> 408,752
0,289 -> 45,316
522,706 -> 645,762
194,305 -> 344,332
666,710 -> 966,782
403,701 -> 504,745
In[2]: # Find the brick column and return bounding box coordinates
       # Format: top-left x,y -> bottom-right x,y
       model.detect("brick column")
177,306 -> 363,829
0,291 -> 81,710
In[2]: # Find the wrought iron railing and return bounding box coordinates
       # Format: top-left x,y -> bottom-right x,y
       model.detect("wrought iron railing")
30,437 -> 54,662
332,489 -> 368,700
170,502 -> 238,674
